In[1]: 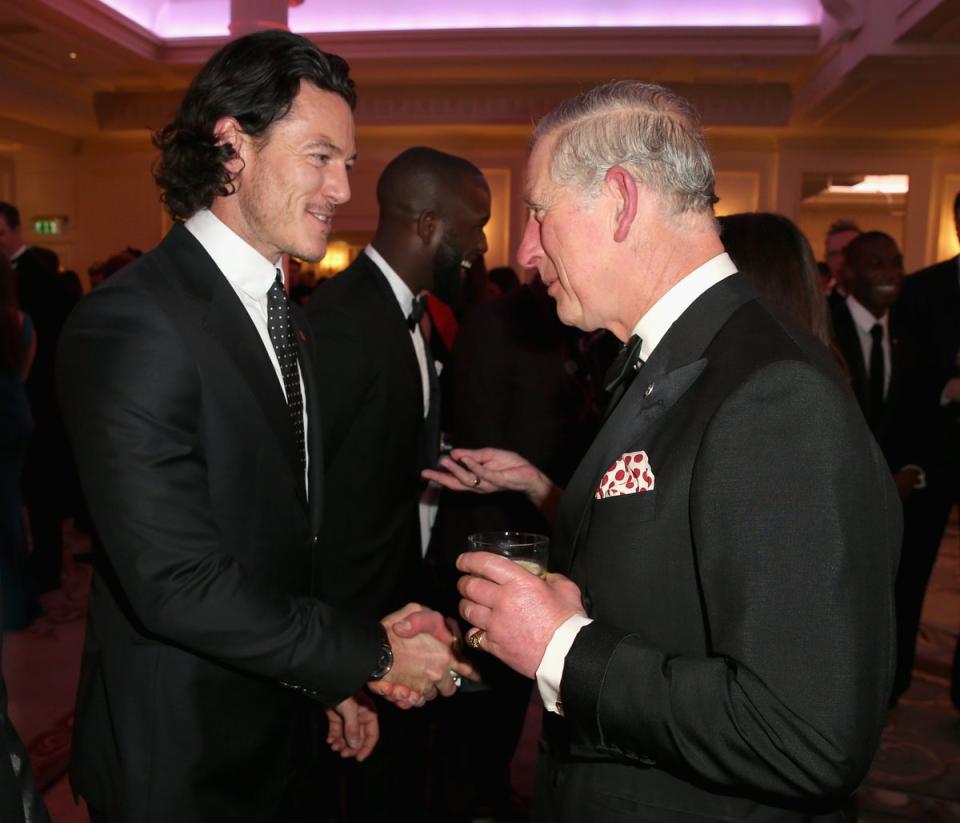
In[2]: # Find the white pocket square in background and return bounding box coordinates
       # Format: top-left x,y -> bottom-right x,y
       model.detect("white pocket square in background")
595,450 -> 655,499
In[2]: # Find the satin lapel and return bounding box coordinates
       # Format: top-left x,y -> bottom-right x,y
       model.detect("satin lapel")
364,258 -> 425,419
552,273 -> 757,574
291,304 -> 320,521
552,358 -> 707,573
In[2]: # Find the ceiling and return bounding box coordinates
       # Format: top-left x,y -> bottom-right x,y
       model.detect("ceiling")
1,0 -> 960,149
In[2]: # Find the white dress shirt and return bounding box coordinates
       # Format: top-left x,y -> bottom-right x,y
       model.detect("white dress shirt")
184,209 -> 309,490
845,294 -> 892,398
536,252 -> 737,713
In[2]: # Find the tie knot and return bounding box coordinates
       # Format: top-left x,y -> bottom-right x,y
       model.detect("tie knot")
870,323 -> 883,343
603,334 -> 644,393
408,294 -> 427,330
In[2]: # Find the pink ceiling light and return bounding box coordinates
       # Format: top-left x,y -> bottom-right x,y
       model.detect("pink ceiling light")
95,0 -> 823,39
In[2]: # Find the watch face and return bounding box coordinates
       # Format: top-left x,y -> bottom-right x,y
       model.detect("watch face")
369,627 -> 394,680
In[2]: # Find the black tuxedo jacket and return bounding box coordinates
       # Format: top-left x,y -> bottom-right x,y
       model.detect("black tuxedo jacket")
57,224 -> 381,822
893,256 -> 960,485
828,299 -> 919,471
539,275 -> 899,822
305,253 -> 427,618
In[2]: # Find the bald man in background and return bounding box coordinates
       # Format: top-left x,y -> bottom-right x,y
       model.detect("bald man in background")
306,146 -> 490,821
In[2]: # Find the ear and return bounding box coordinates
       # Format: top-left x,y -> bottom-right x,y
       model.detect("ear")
605,166 -> 638,243
213,116 -> 246,175
416,210 -> 443,247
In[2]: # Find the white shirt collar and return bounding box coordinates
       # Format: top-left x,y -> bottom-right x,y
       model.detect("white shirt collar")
364,244 -> 415,316
10,244 -> 27,262
845,294 -> 888,336
632,252 -> 738,361
184,209 -> 282,299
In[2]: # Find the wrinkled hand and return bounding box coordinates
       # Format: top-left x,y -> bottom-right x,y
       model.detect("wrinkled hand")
457,551 -> 586,678
325,691 -> 379,761
422,449 -> 560,515
367,603 -> 476,709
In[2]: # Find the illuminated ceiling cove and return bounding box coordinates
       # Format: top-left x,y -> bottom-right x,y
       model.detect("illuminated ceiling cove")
98,0 -> 823,38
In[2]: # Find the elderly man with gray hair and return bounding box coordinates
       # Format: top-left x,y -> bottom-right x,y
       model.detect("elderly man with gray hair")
422,81 -> 899,822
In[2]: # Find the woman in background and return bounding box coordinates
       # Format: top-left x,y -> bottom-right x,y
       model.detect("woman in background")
718,211 -> 832,347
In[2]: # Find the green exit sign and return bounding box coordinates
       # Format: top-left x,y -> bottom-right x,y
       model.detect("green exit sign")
33,216 -> 67,235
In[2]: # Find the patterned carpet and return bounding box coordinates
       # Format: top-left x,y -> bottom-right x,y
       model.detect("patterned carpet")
4,518 -> 957,822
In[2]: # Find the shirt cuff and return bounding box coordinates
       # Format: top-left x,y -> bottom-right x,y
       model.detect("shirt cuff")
536,614 -> 594,715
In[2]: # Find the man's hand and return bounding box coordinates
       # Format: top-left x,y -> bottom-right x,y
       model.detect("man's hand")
456,551 -> 586,678
893,467 -> 922,500
422,448 -> 562,519
367,603 -> 477,708
325,691 -> 379,762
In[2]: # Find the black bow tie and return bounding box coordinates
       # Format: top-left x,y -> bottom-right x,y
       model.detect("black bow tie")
408,294 -> 427,330
603,334 -> 644,394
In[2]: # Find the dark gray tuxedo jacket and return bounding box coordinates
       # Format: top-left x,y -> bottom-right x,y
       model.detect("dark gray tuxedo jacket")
538,274 -> 899,822
57,224 -> 382,822
305,252 -> 427,619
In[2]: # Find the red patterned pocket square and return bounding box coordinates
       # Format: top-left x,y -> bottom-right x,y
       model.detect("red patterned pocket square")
595,450 -> 655,499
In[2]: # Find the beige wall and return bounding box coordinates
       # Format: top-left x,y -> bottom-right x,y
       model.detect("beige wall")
3,131 -> 959,289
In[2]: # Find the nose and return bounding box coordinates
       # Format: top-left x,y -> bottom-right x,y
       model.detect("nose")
325,163 -> 351,207
516,214 -> 542,270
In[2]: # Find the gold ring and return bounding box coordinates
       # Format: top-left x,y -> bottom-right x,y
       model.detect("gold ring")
467,629 -> 485,649
472,476 -> 481,487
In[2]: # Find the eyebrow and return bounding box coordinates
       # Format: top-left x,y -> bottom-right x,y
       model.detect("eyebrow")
304,138 -> 358,162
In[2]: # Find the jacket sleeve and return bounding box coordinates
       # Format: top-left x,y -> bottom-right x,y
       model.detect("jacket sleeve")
561,359 -> 900,802
57,283 -> 380,706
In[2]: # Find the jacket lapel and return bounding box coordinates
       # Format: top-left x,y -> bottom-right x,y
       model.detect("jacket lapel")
363,256 -> 425,419
553,274 -> 756,573
156,225 -> 306,504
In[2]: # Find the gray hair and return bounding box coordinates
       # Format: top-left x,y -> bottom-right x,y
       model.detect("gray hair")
532,81 -> 718,218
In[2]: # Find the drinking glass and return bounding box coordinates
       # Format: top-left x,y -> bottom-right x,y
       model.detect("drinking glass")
466,531 -> 549,578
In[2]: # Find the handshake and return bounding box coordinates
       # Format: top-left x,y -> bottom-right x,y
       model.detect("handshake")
369,602 -> 478,707
325,602 -> 478,762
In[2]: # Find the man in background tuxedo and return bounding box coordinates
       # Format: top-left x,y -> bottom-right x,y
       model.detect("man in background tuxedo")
305,146 -> 489,821
0,203 -> 73,595
425,80 -> 899,822
828,232 -> 935,704
892,191 -> 960,709
57,32 -> 470,823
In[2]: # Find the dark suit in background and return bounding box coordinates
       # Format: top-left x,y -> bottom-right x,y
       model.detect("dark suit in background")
14,247 -> 74,593
58,225 -> 381,822
891,254 -> 960,704
308,253 -> 428,619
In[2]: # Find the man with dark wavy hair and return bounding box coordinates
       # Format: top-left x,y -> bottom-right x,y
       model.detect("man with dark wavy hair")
57,30 -> 471,823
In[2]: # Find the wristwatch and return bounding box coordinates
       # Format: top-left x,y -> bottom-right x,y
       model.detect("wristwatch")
368,624 -> 394,681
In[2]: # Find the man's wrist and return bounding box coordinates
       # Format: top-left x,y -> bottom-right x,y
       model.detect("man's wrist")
368,624 -> 394,681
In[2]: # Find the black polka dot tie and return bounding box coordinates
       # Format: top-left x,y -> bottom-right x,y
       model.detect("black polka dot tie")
267,270 -> 306,471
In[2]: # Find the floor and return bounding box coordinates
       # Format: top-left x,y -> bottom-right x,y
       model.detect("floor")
6,516 -> 958,822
